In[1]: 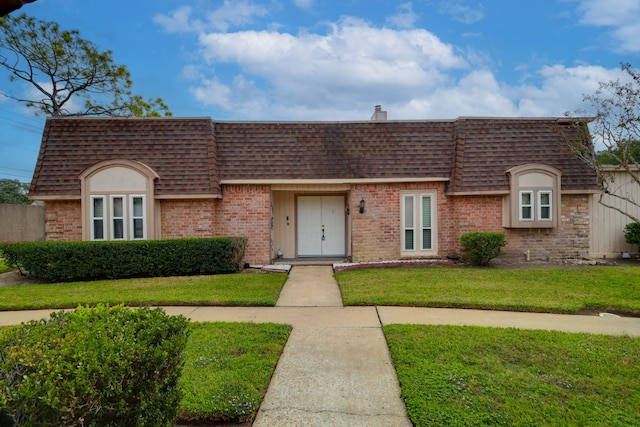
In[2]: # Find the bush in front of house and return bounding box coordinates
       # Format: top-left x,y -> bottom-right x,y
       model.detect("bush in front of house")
0,305 -> 190,427
624,222 -> 640,248
460,232 -> 507,266
0,237 -> 247,282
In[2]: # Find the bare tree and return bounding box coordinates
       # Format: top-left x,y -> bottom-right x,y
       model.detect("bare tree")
563,63 -> 640,223
0,13 -> 171,117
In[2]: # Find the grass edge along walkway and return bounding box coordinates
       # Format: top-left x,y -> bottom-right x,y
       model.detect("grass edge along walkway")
336,266 -> 640,315
0,272 -> 287,310
178,321 -> 291,424
384,324 -> 640,427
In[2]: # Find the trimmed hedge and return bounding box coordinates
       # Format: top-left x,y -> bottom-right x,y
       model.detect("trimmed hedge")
460,232 -> 507,266
0,305 -> 190,427
0,237 -> 247,282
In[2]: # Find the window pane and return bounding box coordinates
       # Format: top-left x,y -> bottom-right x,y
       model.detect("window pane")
404,230 -> 414,250
522,206 -> 532,219
133,197 -> 143,217
539,192 -> 550,205
422,229 -> 432,250
93,220 -> 104,240
421,196 -> 431,227
113,197 -> 123,217
93,198 -> 104,218
521,192 -> 531,205
133,219 -> 144,239
404,195 -> 414,227
540,206 -> 550,219
113,219 -> 124,239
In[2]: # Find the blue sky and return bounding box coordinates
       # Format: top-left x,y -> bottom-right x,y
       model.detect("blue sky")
1,0 -> 639,183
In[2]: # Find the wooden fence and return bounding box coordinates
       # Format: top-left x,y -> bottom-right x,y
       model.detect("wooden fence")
590,167 -> 640,258
0,204 -> 45,243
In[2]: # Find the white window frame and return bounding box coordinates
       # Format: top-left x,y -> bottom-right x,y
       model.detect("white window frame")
110,195 -> 126,240
89,194 -> 146,241
402,194 -> 416,251
420,194 -> 433,250
90,195 -> 107,241
402,192 -> 436,254
518,190 -> 553,222
519,190 -> 534,221
538,190 -> 552,221
129,195 -> 146,240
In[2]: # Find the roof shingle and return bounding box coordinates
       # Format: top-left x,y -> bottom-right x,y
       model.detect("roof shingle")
29,116 -> 598,198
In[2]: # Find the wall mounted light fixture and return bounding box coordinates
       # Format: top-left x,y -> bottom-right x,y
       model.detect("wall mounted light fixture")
359,199 -> 365,214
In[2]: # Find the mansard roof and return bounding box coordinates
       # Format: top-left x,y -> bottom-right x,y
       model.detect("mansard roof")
29,115 -> 598,199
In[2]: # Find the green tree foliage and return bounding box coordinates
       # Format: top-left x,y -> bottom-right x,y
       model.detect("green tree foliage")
564,63 -> 640,222
0,179 -> 29,204
0,13 -> 171,117
597,140 -> 640,165
624,222 -> 640,246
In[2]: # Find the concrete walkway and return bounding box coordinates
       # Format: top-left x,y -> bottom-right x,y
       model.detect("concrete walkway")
253,264 -> 411,426
0,265 -> 639,426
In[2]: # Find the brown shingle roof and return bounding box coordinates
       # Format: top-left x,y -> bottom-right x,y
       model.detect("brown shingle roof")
448,118 -> 599,193
215,121 -> 455,180
29,116 -> 598,199
30,117 -> 218,198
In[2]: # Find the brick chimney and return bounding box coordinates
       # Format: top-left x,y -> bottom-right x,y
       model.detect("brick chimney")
370,105 -> 387,121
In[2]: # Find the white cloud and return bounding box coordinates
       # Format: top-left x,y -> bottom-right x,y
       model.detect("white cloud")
575,0 -> 640,52
153,6 -> 194,33
154,1 -> 269,33
438,0 -> 484,24
386,3 -> 419,29
205,0 -> 269,32
293,0 -> 314,10
189,17 -> 473,118
157,5 -> 627,123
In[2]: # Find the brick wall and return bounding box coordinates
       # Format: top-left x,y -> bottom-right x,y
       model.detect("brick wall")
159,199 -> 216,238
350,188 -> 591,262
503,194 -> 591,261
350,182 -> 450,261
44,200 -> 82,241
215,184 -> 272,265
450,194 -> 591,261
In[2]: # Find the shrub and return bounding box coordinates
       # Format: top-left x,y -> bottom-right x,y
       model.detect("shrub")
0,237 -> 247,282
624,222 -> 640,247
0,305 -> 189,427
460,232 -> 507,266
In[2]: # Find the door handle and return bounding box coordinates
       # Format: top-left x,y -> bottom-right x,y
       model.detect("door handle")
322,226 -> 325,241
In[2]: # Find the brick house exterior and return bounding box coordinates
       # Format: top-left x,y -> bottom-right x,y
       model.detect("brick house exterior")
29,113 -> 599,265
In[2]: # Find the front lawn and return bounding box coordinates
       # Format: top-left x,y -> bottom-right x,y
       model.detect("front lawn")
178,322 -> 291,424
336,266 -> 640,314
0,272 -> 287,310
384,324 -> 640,426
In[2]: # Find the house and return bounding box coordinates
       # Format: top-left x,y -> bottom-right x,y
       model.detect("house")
29,109 -> 599,265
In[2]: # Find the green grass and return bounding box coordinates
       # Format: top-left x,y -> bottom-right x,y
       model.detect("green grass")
384,324 -> 640,426
178,322 -> 291,424
0,272 -> 287,309
336,266 -> 640,314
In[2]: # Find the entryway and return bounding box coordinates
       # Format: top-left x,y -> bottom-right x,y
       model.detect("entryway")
297,195 -> 346,257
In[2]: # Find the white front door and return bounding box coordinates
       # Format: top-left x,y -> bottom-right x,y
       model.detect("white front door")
297,195 -> 345,257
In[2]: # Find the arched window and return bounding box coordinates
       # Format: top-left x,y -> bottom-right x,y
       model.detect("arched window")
78,160 -> 159,240
505,164 -> 561,228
